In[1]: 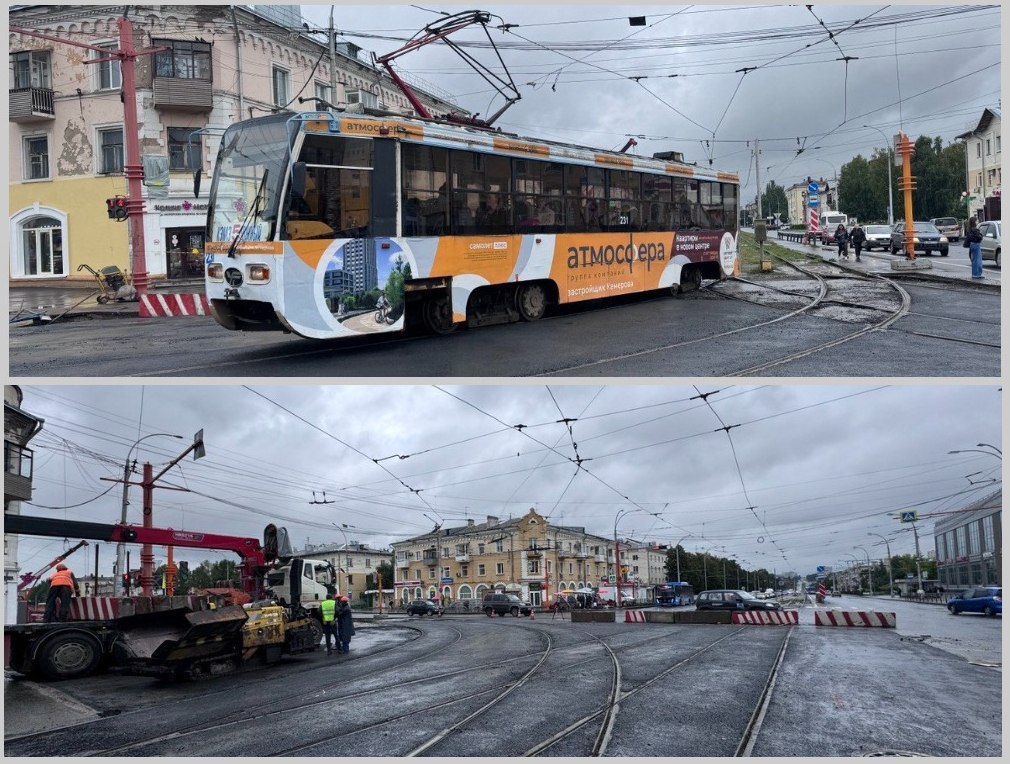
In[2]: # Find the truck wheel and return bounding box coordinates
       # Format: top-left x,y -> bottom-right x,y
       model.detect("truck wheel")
38,631 -> 101,680
308,617 -> 324,644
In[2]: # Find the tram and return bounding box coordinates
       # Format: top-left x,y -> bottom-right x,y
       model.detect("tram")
203,110 -> 740,340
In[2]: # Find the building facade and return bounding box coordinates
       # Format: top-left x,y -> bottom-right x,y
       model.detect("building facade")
934,489 -> 1001,592
294,540 -> 393,601
786,178 -> 832,228
956,107 -> 1002,222
9,4 -> 456,286
390,509 -> 616,607
619,540 -> 669,594
4,386 -> 45,624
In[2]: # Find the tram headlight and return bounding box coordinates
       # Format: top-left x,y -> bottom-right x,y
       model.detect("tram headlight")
248,264 -> 271,282
207,263 -> 224,281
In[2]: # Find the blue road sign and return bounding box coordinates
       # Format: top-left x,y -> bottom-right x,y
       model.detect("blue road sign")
900,511 -> 918,523
808,182 -> 819,195
808,196 -> 819,207
816,565 -> 826,573
816,574 -> 827,580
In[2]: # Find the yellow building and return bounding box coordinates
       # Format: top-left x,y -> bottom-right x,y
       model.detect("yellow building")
391,508 -> 615,608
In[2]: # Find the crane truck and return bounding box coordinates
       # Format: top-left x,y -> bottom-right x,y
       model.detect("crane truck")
4,514 -> 337,681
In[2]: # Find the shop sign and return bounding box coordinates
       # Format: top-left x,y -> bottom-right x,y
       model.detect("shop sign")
396,580 -> 422,586
153,200 -> 209,214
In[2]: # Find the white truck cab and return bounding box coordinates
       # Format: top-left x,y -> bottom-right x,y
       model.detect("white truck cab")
266,557 -> 336,615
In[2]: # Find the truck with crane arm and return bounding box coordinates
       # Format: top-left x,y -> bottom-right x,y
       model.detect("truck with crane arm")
4,515 -> 335,681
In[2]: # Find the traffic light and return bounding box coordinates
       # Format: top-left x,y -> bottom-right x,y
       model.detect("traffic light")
122,573 -> 130,592
106,196 -> 128,221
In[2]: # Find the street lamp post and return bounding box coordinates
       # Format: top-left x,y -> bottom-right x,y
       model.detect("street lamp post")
613,509 -> 638,608
854,546 -> 872,595
115,433 -> 183,596
332,524 -> 350,597
868,533 -> 894,597
673,534 -> 693,583
843,554 -> 860,593
863,125 -> 895,225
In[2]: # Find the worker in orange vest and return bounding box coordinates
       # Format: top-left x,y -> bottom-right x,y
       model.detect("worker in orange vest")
44,563 -> 79,623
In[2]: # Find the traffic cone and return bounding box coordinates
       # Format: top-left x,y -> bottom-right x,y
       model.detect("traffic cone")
529,607 -> 535,619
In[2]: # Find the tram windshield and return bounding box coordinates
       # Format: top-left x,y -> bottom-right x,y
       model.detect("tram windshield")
208,115 -> 292,243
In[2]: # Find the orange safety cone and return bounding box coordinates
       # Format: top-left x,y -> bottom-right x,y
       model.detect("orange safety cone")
529,608 -> 534,620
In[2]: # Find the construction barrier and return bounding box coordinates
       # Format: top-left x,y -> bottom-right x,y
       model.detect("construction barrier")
814,609 -> 896,627
645,610 -> 732,624
624,610 -> 647,623
571,610 -> 616,623
68,597 -> 120,621
731,610 -> 799,625
139,293 -> 211,318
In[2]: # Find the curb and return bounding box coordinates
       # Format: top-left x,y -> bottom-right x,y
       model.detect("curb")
624,610 -> 646,623
814,609 -> 896,627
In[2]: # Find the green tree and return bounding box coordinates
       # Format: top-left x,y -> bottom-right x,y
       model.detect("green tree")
760,181 -> 788,222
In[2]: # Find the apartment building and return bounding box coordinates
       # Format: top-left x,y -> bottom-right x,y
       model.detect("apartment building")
786,178 -> 831,228
956,107 -> 1002,222
4,386 -> 45,624
9,4 -> 457,286
391,509 -> 616,607
294,540 -> 393,601
934,489 -> 1001,592
619,540 -> 669,593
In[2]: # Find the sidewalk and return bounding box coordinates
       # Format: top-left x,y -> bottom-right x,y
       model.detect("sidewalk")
8,279 -> 203,321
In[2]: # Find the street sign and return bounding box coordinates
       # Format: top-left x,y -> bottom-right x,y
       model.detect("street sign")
808,181 -> 819,195
808,196 -> 819,208
440,577 -> 453,584
900,511 -> 918,523
608,574 -> 617,583
816,565 -> 825,573
816,574 -> 826,580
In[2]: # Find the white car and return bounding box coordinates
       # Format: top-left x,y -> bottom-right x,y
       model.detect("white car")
862,224 -> 892,251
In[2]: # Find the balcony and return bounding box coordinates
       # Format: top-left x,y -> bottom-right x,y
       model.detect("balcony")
557,549 -> 570,559
4,442 -> 34,501
455,553 -> 470,563
153,77 -> 213,112
526,548 -> 542,558
9,88 -> 55,122
575,550 -> 589,559
594,554 -> 606,563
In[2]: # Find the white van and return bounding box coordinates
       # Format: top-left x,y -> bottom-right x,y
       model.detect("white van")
819,211 -> 848,243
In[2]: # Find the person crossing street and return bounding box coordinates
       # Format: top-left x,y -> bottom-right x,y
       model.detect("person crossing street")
850,223 -> 865,262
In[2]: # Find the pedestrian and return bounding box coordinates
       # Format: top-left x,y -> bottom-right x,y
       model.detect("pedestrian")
965,217 -> 984,279
835,224 -> 849,259
336,595 -> 355,654
849,223 -> 865,262
44,563 -> 78,623
320,593 -> 337,655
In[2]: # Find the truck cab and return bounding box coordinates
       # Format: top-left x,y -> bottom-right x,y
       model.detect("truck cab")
265,557 -> 336,615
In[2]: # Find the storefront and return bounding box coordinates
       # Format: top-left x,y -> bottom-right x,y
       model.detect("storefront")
145,199 -> 209,280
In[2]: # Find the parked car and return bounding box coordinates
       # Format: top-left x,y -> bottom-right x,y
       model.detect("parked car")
978,220 -> 1001,267
405,599 -> 444,616
930,217 -> 961,242
695,589 -> 784,611
482,592 -> 532,617
890,221 -> 949,256
947,587 -> 1001,617
863,224 -> 892,250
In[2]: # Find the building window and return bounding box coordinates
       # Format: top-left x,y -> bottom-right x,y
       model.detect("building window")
967,522 -> 981,556
442,547 -> 449,558
314,81 -> 332,107
428,567 -> 435,578
364,558 -> 370,568
976,141 -> 982,158
167,127 -> 201,171
272,66 -> 290,107
347,574 -> 353,585
154,40 -> 212,80
97,127 -> 123,174
95,43 -> 121,90
496,562 -> 504,575
10,50 -> 51,89
495,540 -> 504,553
24,136 -> 50,180
985,139 -> 991,156
478,564 -> 485,576
16,214 -> 65,277
527,559 -> 540,574
414,568 -> 420,580
478,543 -> 485,555
440,567 -> 449,578
461,565 -> 468,576
982,515 -> 995,552
996,136 -> 1001,153
955,526 -> 967,558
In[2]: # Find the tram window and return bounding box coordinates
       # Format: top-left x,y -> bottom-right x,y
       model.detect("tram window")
564,166 -> 605,233
286,166 -> 372,239
450,150 -> 512,235
299,134 -> 372,168
723,183 -> 738,232
642,174 -> 672,232
514,159 -> 565,232
700,180 -> 725,229
402,143 -> 448,236
606,170 -> 642,231
672,178 -> 698,229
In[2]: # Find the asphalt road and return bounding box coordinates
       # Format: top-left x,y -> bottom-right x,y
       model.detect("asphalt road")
4,602 -> 1000,757
7,277 -> 1000,377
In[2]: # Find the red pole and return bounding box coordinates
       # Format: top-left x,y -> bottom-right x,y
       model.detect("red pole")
118,17 -> 150,295
615,540 -> 622,608
140,462 -> 155,595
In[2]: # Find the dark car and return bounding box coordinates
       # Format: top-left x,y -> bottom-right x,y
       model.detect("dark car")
405,599 -> 444,616
482,592 -> 532,617
890,221 -> 949,256
695,589 -> 784,611
947,586 -> 1001,617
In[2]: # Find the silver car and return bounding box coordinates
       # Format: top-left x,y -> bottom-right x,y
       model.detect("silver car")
930,217 -> 961,242
977,220 -> 1001,267
863,224 -> 892,250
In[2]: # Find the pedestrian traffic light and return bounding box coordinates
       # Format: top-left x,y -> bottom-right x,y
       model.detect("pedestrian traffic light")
106,196 -> 128,221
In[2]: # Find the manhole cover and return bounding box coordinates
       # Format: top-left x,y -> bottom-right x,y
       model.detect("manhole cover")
862,751 -> 929,757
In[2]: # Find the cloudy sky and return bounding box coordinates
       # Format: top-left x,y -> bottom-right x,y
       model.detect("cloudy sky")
12,384 -> 1001,581
295,2 -> 1002,203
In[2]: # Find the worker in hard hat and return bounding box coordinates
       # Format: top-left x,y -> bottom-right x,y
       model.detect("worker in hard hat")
336,595 -> 355,654
44,563 -> 79,623
320,593 -> 337,655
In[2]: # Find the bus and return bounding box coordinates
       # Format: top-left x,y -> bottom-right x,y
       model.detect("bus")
203,111 -> 740,340
655,581 -> 695,607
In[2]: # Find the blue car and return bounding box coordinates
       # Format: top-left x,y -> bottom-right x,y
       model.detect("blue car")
947,586 -> 1001,617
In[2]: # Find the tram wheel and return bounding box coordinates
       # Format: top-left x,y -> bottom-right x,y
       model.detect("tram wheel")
677,266 -> 702,295
515,283 -> 547,321
422,296 -> 457,335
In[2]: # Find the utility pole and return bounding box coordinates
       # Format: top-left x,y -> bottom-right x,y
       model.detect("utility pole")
10,19 -> 165,295
230,5 -> 245,117
754,139 -> 763,222
911,521 -> 924,595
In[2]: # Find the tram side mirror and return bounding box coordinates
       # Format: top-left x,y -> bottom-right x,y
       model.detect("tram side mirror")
193,168 -> 202,199
754,221 -> 767,243
291,162 -> 307,197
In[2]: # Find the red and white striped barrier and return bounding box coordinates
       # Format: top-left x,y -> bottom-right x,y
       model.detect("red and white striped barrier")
815,609 -> 896,628
732,610 -> 799,625
69,597 -> 120,621
624,610 -> 647,623
139,293 -> 210,318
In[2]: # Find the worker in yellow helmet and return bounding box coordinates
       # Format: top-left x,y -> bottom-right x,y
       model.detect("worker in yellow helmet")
319,593 -> 337,655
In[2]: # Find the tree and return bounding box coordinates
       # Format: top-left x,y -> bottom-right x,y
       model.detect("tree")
760,181 -> 788,222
